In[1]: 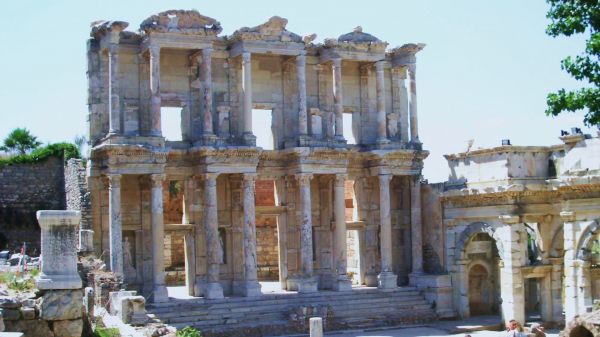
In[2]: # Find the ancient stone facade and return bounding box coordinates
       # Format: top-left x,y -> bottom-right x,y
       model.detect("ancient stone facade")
86,10 -> 431,304
434,133 -> 600,325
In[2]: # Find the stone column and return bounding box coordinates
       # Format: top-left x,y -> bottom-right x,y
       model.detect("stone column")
108,42 -> 121,135
150,174 -> 168,302
297,53 -> 308,137
242,173 -> 261,297
333,174 -> 352,291
202,48 -> 214,137
242,52 -> 253,139
562,211 -> 578,322
375,61 -> 388,144
108,174 -> 123,276
408,64 -> 419,142
35,210 -> 82,290
332,58 -> 344,141
396,67 -> 409,143
497,217 -> 525,325
378,174 -> 397,288
410,176 -> 423,275
149,45 -> 162,137
297,173 -> 317,293
203,173 -> 224,299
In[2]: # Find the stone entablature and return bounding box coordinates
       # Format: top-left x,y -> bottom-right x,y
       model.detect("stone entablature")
87,10 -> 425,149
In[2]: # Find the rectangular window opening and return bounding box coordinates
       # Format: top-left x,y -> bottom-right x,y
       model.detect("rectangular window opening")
342,113 -> 356,145
252,109 -> 274,150
161,107 -> 183,141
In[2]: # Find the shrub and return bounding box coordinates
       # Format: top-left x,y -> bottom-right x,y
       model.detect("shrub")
176,327 -> 202,337
94,327 -> 121,337
0,142 -> 80,167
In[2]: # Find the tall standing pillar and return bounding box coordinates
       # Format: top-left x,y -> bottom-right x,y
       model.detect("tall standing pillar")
241,52 -> 255,145
202,48 -> 214,137
297,53 -> 308,137
497,217 -> 525,325
377,174 -> 397,288
107,174 -> 123,276
297,173 -> 318,293
375,61 -> 389,144
108,42 -> 121,135
149,45 -> 162,137
408,64 -> 419,142
410,176 -> 423,275
332,58 -> 345,141
150,174 -> 168,302
333,174 -> 352,291
396,67 -> 409,143
203,173 -> 224,299
242,173 -> 261,297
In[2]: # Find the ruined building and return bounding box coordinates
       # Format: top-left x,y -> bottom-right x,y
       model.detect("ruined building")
85,9 -> 600,334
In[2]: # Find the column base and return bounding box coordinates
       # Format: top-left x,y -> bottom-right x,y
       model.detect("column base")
241,280 -> 262,297
333,276 -> 352,292
334,135 -> 346,142
242,132 -> 257,147
200,133 -> 218,145
205,282 -> 224,299
409,271 -> 424,286
298,277 -> 319,293
376,137 -> 390,145
151,285 -> 168,303
377,271 -> 398,289
365,272 -> 378,287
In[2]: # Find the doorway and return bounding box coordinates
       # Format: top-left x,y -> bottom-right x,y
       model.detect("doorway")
468,264 -> 494,315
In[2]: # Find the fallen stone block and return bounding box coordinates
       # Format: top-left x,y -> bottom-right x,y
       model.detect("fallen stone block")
1,310 -> 20,321
20,307 -> 35,320
40,290 -> 82,321
52,319 -> 83,337
120,295 -> 147,325
0,298 -> 20,310
5,319 -> 54,337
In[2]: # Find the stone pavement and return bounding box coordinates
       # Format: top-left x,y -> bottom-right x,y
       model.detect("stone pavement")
283,326 -> 560,337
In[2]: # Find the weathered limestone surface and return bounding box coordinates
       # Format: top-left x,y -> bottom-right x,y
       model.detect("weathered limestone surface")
39,290 -> 83,321
36,211 -> 82,290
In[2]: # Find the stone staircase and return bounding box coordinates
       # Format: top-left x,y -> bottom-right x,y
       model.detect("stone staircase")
146,286 -> 437,337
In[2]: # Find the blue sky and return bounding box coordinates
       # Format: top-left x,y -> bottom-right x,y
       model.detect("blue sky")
0,1 -> 594,182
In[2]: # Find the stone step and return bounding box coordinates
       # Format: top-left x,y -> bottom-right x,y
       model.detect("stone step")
146,287 -> 436,336
147,287 -> 421,309
148,293 -> 425,315
153,299 -> 429,323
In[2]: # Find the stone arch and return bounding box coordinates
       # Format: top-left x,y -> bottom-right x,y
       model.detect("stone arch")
576,220 -> 600,261
455,222 -> 505,261
563,317 -> 600,337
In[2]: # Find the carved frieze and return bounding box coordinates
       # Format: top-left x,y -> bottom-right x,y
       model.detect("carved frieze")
140,10 -> 222,36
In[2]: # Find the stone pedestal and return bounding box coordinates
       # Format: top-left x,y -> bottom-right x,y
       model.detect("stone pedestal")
377,271 -> 398,289
309,317 -> 323,337
36,211 -> 82,290
78,229 -> 94,253
298,277 -> 319,294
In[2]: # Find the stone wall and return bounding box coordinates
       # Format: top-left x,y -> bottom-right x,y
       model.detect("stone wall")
0,156 -> 65,252
65,159 -> 92,231
256,215 -> 279,280
422,182 -> 445,274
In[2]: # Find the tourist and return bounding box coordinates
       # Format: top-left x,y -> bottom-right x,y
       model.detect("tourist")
530,323 -> 546,337
505,319 -> 527,337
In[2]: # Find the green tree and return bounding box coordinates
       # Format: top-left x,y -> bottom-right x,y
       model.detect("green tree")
545,0 -> 600,126
0,128 -> 42,155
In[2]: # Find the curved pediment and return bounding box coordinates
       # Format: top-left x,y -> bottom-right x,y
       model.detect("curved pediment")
323,26 -> 388,53
230,16 -> 305,43
140,10 -> 222,36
